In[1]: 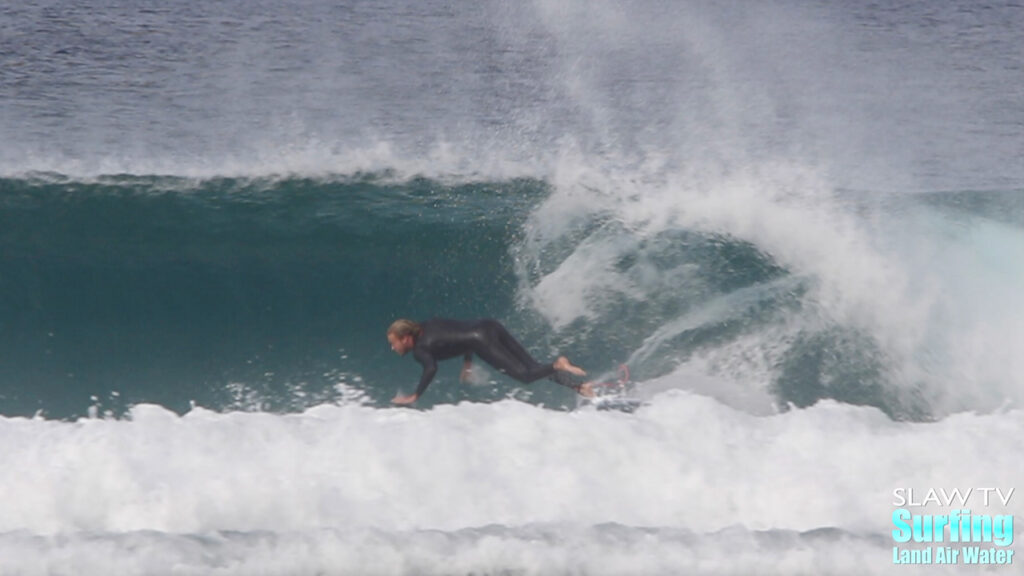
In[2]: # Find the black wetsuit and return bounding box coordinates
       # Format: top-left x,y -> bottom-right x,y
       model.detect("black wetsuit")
410,318 -> 576,398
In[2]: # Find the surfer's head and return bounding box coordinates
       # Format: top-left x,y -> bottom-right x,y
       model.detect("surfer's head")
387,319 -> 421,355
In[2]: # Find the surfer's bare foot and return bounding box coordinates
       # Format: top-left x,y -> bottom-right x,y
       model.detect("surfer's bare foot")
391,393 -> 419,405
577,382 -> 595,398
554,356 -> 586,377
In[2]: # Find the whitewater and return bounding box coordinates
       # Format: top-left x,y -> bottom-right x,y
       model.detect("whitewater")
2,1 -> 1023,574
1,396 -> 1020,575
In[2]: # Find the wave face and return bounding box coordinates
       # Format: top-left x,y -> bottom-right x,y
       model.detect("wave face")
2,0 -> 1022,574
0,174 -> 544,417
3,175 -> 1022,420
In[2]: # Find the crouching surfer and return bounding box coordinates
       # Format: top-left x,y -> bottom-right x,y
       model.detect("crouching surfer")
387,318 -> 593,404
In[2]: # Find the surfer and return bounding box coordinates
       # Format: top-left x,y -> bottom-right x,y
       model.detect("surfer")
387,318 -> 593,404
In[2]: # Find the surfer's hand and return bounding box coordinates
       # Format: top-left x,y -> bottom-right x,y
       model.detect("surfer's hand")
391,393 -> 419,405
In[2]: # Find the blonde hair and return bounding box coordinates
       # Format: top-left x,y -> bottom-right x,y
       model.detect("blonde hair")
387,319 -> 422,338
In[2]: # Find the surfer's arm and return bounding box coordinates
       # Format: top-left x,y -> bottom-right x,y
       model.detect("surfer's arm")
414,360 -> 438,398
392,364 -> 435,404
392,351 -> 437,404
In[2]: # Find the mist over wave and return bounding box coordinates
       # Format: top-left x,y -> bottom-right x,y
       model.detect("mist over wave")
3,1 -> 1021,190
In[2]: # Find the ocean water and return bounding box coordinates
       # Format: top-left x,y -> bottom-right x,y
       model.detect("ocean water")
1,1 -> 1022,574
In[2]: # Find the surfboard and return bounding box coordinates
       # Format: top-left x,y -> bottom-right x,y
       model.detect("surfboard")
578,365 -> 645,412
589,396 -> 645,412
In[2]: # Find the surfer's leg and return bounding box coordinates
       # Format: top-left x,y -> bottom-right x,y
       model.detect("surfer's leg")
494,320 -> 544,367
546,372 -> 594,397
474,320 -> 556,383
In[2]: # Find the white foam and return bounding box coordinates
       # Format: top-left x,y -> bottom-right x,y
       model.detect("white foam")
1,390 -> 1020,574
513,154 -> 1024,418
895,210 -> 1024,413
0,525 -> 960,576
